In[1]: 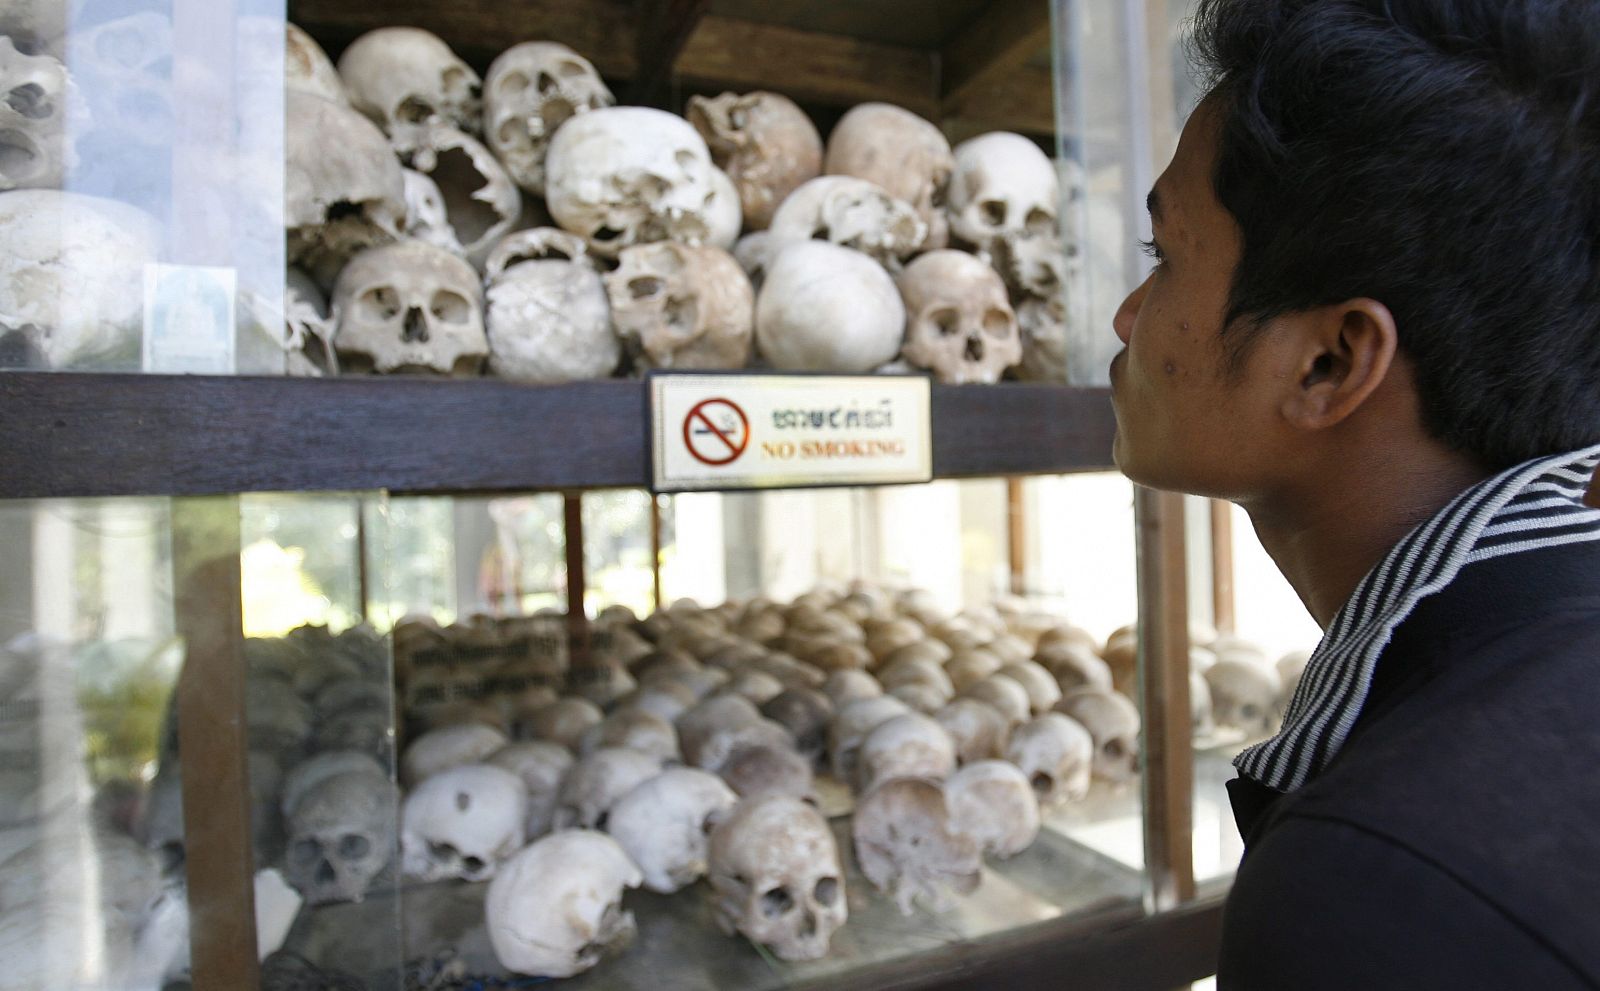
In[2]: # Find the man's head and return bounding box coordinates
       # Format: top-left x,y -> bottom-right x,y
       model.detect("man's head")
1111,0 -> 1600,496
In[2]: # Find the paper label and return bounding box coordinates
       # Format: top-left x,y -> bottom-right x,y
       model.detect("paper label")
142,263 -> 237,374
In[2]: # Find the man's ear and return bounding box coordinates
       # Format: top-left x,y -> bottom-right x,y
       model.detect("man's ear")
1280,299 -> 1397,430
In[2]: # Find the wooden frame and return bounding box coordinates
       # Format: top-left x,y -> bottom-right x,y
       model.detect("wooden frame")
0,374 -> 1116,499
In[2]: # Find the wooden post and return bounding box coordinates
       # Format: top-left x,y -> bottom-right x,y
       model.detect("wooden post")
564,494 -> 591,667
1209,499 -> 1236,635
354,497 -> 371,623
1135,487 -> 1195,911
629,0 -> 711,107
1006,477 -> 1027,597
650,495 -> 665,611
171,496 -> 260,991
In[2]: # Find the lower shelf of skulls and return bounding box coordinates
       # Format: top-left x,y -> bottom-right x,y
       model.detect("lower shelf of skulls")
0,588 -> 1303,990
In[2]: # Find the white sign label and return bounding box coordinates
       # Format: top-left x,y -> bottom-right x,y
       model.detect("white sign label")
651,373 -> 933,492
142,263 -> 237,374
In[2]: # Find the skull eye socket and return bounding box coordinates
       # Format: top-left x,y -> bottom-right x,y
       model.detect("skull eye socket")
430,291 -> 471,325
291,839 -> 322,865
1029,771 -> 1054,797
1104,739 -> 1125,760
982,309 -> 1013,338
396,95 -> 436,125
628,276 -> 664,300
979,199 -> 1008,227
558,60 -> 589,79
1024,207 -> 1055,235
338,833 -> 371,860
674,149 -> 697,170
499,70 -> 530,95
930,307 -> 961,337
359,287 -> 401,321
760,886 -> 796,918
462,855 -> 487,874
1240,704 -> 1260,722
813,877 -> 839,906
7,84 -> 50,120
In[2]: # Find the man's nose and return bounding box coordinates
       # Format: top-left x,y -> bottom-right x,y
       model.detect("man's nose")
1113,273 -> 1152,345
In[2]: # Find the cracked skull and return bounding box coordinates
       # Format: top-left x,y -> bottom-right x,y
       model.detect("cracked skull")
1005,712 -> 1094,805
0,36 -> 81,191
824,102 -> 953,251
852,776 -> 981,914
337,27 -> 482,151
484,226 -> 617,382
400,764 -> 527,883
545,106 -> 721,258
897,250 -> 1020,385
333,239 -> 487,375
605,242 -> 754,370
767,175 -> 925,269
688,90 -> 822,230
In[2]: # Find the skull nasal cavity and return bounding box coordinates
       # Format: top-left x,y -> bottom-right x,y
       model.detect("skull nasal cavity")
6,84 -> 49,120
404,307 -> 430,343
965,336 -> 985,362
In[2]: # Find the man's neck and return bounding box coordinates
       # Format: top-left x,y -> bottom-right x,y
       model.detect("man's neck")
1242,451 -> 1489,629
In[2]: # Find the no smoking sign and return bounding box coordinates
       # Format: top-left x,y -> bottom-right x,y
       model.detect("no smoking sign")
682,398 -> 750,466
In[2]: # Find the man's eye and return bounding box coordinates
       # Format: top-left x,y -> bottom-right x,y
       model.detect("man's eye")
1138,238 -> 1166,264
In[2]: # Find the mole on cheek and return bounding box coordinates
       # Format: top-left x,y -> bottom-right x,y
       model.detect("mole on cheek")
1163,359 -> 1178,375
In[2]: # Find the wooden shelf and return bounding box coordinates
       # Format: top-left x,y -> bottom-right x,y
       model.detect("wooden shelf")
0,373 -> 1115,499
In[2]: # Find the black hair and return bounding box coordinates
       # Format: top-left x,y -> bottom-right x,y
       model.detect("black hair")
1191,0 -> 1600,470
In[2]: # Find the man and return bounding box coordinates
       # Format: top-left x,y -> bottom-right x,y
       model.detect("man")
1110,0 -> 1600,986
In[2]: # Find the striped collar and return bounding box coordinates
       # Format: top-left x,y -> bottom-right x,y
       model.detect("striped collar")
1235,443 -> 1600,793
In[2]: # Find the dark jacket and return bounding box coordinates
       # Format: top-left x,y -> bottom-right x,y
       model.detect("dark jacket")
1218,540 -> 1600,989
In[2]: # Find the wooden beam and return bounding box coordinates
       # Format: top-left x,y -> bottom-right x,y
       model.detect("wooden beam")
1210,499 -> 1236,635
1135,486 -> 1196,910
172,497 -> 260,991
650,495 -> 665,611
564,494 -> 591,667
677,16 -> 939,117
940,0 -> 1053,114
1006,477 -> 1027,596
941,65 -> 1056,141
629,0 -> 711,107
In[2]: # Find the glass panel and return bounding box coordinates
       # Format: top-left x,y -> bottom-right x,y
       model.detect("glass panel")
0,493 -> 405,988
365,481 -> 1144,987
1,1 -> 287,374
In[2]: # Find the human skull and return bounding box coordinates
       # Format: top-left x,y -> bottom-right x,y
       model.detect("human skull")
881,639 -> 953,669
756,241 -> 905,372
688,715 -> 794,773
822,669 -> 883,707
285,770 -> 398,905
577,708 -> 680,762
826,695 -> 912,782
486,741 -> 574,838
724,670 -> 786,706
0,37 -> 82,191
852,777 -> 981,914
708,795 -> 846,961
337,27 -> 482,151
962,674 -> 1032,729
944,649 -> 1004,693
0,190 -> 157,369
719,743 -> 816,801
554,747 -> 664,830
274,268 -> 339,376
707,166 -> 744,250
896,250 -> 1020,384
879,658 -> 956,703
731,230 -> 775,291
546,106 -> 720,258
605,767 -> 737,893
1034,640 -> 1114,693
688,91 -> 822,230
677,692 -> 761,755
856,713 -> 956,793
400,764 -> 527,883
605,242 -> 754,370
934,698 -> 1011,765
1005,712 -> 1094,805
245,678 -> 313,757
280,750 -> 386,818
486,830 -> 642,978
1204,659 -> 1284,739
1055,689 -> 1142,783
947,132 -> 1060,257
944,760 -> 1041,858
568,661 -> 638,709
485,41 -> 614,195
285,23 -> 347,105
403,124 -> 522,267
482,227 -> 619,381
824,102 -> 954,251
991,230 -> 1073,301
998,661 -> 1063,714
400,723 -> 508,787
767,175 -> 926,269
525,697 -> 603,748
402,168 -> 466,255
285,91 -> 406,289
332,238 -> 488,375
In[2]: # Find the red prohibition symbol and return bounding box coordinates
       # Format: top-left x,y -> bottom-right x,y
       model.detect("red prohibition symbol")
683,398 -> 750,466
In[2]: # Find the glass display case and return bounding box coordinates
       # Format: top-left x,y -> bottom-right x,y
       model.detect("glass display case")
0,0 -> 1235,987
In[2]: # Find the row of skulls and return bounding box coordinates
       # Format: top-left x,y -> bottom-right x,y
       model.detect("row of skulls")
281,24 -> 1078,386
372,583 -> 1149,978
